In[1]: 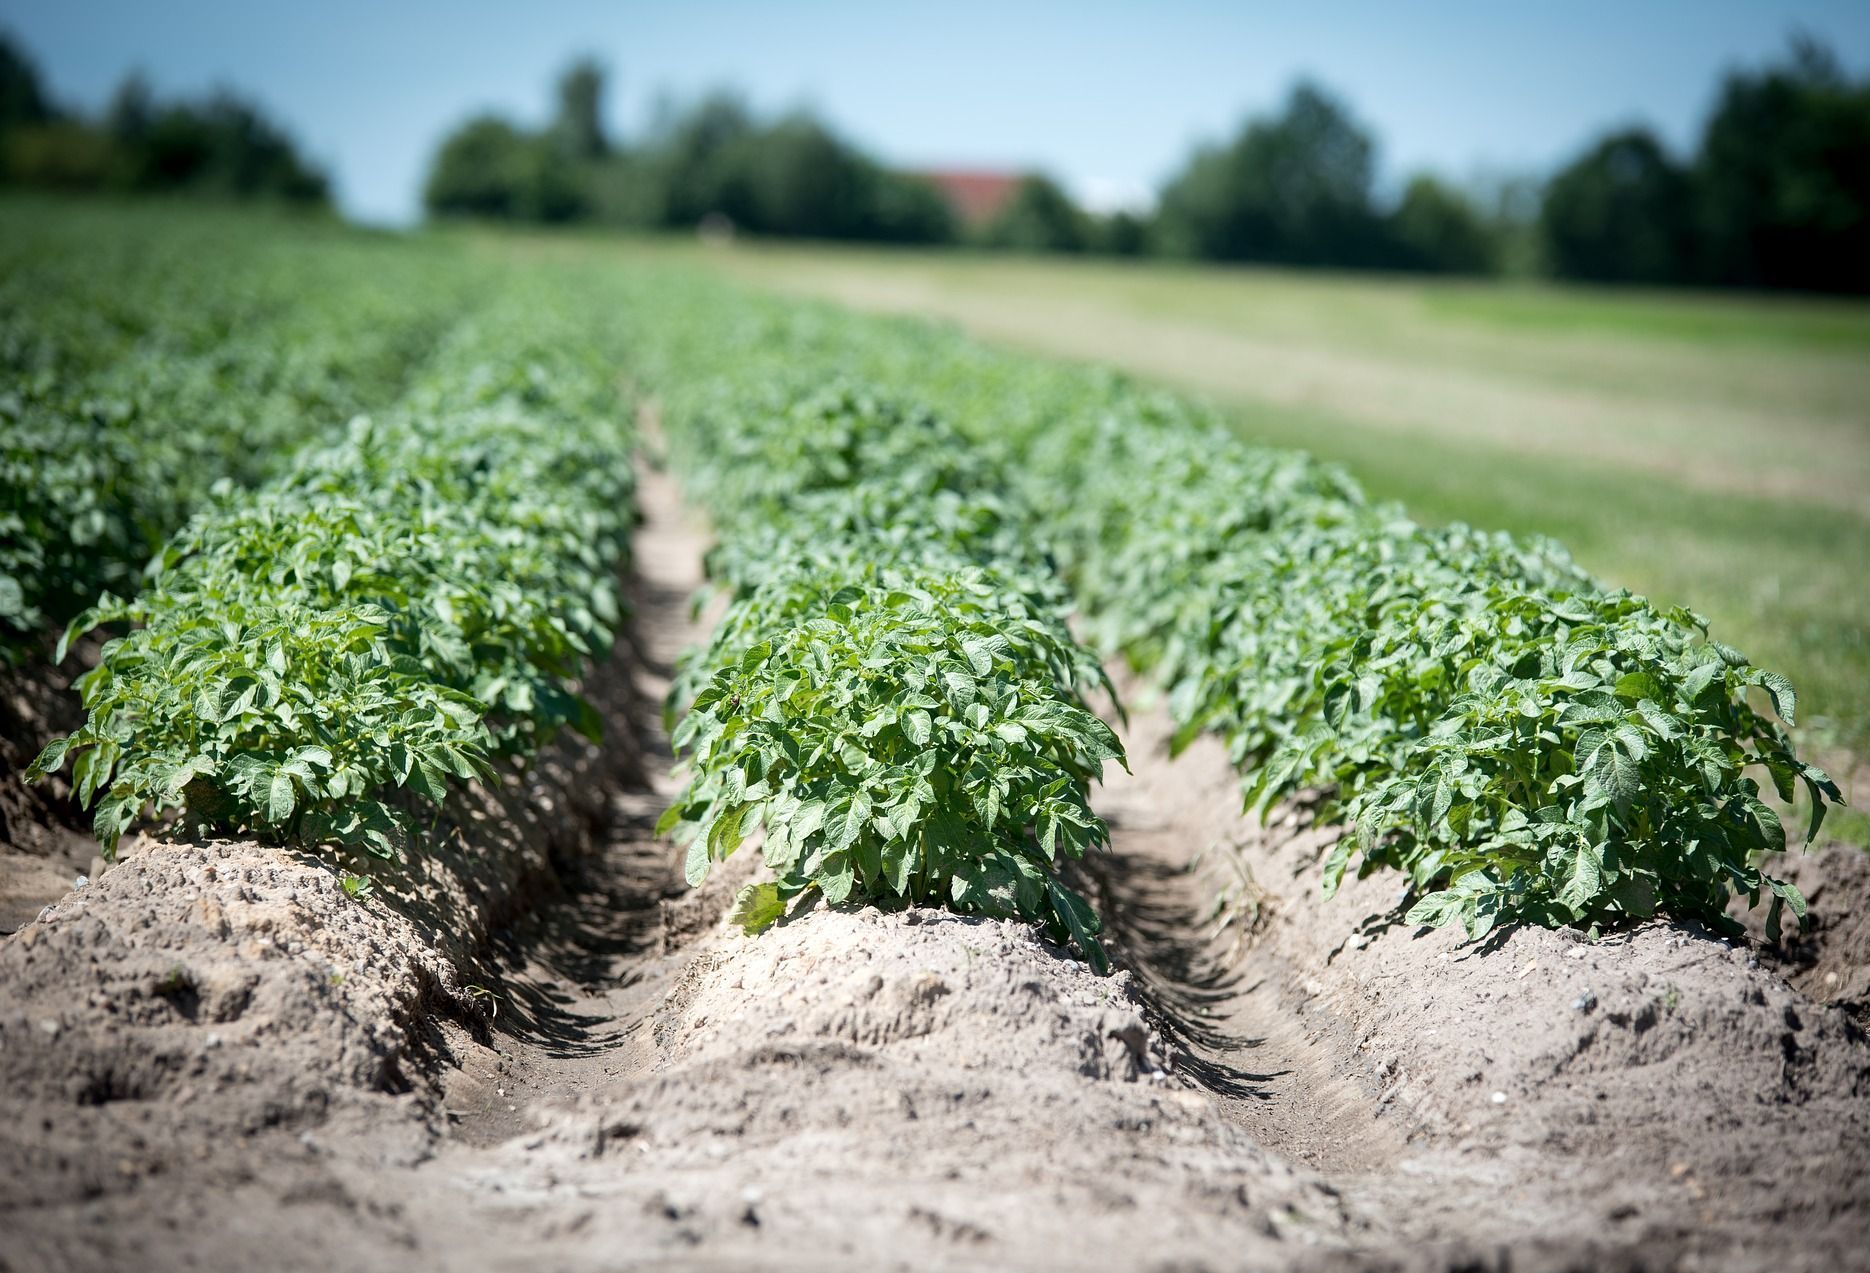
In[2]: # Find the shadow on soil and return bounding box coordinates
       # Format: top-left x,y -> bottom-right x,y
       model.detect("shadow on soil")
1077,834 -> 1287,1101
468,574 -> 692,1062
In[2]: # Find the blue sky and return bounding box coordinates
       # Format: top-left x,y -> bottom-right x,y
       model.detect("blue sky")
4,1 -> 1867,224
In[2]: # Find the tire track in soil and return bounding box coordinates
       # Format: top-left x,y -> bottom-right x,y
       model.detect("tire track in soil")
1085,680 -> 1409,1179
432,448 -> 715,1149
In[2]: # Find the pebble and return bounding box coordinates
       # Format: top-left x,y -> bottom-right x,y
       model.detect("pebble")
1490,1091 -> 1508,1105
1571,990 -> 1598,1013
1345,933 -> 1369,951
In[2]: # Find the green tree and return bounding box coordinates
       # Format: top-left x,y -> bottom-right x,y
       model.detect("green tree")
982,173 -> 1089,252
103,92 -> 326,201
651,91 -> 757,226
423,115 -> 580,221
866,170 -> 956,244
1094,210 -> 1150,256
733,113 -> 871,236
105,72 -> 154,145
1540,129 -> 1692,284
3,33 -> 324,205
1390,174 -> 1495,274
0,30 -> 50,131
1694,37 -> 1870,293
554,58 -> 610,160
1155,81 -> 1389,266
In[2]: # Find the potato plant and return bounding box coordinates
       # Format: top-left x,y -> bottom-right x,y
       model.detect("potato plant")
29,280 -> 636,860
665,579 -> 1121,963
643,344 -> 1127,966
0,205 -> 471,658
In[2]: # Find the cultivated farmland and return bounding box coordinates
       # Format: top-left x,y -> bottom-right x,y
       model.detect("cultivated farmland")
3,200 -> 1867,1272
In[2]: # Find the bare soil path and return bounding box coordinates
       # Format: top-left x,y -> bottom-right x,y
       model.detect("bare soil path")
421,450 -> 717,1151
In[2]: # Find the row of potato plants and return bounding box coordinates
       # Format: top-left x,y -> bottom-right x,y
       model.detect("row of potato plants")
636,306 -> 1126,966
1018,399 -> 1838,941
28,275 -> 637,865
1,201 -> 477,659
648,279 -> 1840,944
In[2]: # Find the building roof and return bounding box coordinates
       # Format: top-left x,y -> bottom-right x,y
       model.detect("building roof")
911,169 -> 1022,226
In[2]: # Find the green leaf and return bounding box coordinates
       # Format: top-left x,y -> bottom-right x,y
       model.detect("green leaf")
1046,878 -> 1107,973
821,851 -> 855,904
684,831 -> 712,887
1613,671 -> 1659,701
1405,890 -> 1467,931
266,771 -> 297,825
1555,842 -> 1602,917
1758,671 -> 1797,725
709,801 -> 750,862
26,735 -> 71,781
730,882 -> 788,934
961,637 -> 995,676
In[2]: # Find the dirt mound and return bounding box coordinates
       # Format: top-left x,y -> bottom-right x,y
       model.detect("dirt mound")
0,652 -> 98,933
1748,842 -> 1870,1021
433,905 -> 1356,1272
1096,687 -> 1870,1273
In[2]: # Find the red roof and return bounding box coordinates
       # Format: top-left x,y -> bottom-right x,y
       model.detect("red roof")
912,169 -> 1021,226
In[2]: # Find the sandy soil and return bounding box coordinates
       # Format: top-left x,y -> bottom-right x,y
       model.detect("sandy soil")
0,651 -> 99,935
3,460 -> 1867,1272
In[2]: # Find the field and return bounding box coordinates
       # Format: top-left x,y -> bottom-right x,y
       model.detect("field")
3,199 -> 1869,1272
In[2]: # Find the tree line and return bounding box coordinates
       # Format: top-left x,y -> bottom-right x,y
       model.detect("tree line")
3,27 -> 1863,292
0,34 -> 328,205
424,64 -> 955,244
424,37 -> 1868,293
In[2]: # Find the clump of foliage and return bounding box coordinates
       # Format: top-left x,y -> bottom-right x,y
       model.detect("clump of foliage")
665,578 -> 1121,963
0,202 -> 470,657
636,314 -> 1127,966
1543,38 -> 1870,292
981,174 -> 1091,254
29,281 -> 636,860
